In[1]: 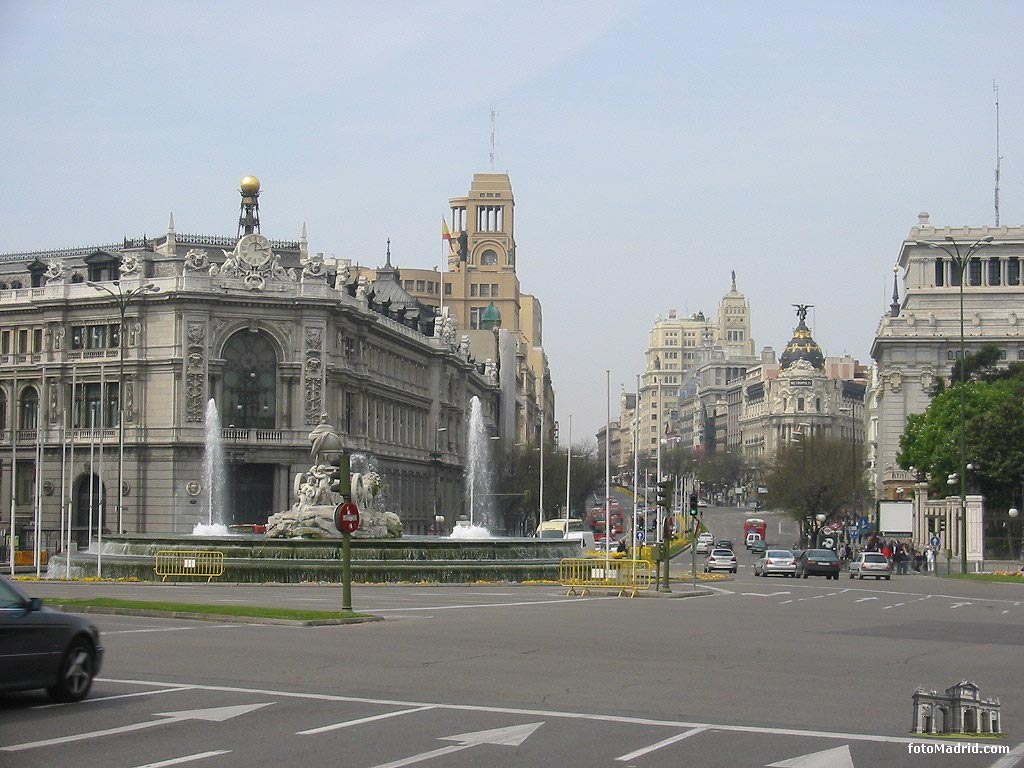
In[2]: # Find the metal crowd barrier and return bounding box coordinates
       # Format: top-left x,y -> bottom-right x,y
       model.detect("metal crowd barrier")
559,557 -> 653,597
154,550 -> 225,582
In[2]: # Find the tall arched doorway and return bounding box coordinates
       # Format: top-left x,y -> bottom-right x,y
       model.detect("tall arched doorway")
73,474 -> 105,549
220,331 -> 278,524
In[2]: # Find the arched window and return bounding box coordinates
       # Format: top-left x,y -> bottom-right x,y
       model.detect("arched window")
222,332 -> 277,429
19,386 -> 38,431
481,249 -> 498,266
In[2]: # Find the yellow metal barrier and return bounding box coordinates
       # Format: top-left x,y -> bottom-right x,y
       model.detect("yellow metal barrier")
154,550 -> 225,582
559,557 -> 653,597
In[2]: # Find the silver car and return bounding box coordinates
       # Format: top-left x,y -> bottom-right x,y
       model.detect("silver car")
753,549 -> 798,577
704,548 -> 737,573
849,552 -> 892,580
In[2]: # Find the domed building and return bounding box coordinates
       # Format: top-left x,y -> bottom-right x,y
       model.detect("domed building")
739,305 -> 865,461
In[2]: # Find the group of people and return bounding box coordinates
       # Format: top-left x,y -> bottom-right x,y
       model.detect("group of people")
853,536 -> 938,574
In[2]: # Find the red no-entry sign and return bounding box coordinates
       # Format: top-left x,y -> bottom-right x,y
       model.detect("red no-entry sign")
335,502 -> 360,534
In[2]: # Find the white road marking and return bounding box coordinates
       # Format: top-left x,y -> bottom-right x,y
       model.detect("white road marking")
740,592 -> 792,597
779,599 -> 793,604
35,686 -> 195,708
854,597 -> 879,603
368,723 -> 543,768
104,626 -> 241,635
298,705 -> 436,735
768,744 -> 853,767
987,740 -> 1024,768
99,677 -> 936,745
132,751 -> 231,768
2,703 -> 273,752
615,727 -> 706,761
364,597 -> 606,612
950,602 -> 973,609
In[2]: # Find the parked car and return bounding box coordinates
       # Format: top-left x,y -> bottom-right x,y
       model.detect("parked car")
849,551 -> 893,580
753,549 -> 798,577
704,548 -> 738,574
0,575 -> 104,702
796,548 -> 841,580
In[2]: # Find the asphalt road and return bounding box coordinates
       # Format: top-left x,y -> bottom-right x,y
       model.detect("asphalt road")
3,506 -> 1023,768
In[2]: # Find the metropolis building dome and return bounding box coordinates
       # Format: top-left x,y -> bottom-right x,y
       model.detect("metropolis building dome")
779,304 -> 825,371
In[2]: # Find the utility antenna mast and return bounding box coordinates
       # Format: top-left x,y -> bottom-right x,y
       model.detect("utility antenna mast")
994,80 -> 1003,227
489,106 -> 497,171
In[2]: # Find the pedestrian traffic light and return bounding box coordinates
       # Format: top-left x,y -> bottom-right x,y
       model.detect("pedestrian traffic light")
656,480 -> 673,510
689,493 -> 699,517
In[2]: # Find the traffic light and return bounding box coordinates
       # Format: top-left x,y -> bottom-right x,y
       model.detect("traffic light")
689,493 -> 699,517
939,518 -> 947,532
656,480 -> 673,510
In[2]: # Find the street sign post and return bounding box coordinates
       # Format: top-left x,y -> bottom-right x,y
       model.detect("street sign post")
334,502 -> 361,611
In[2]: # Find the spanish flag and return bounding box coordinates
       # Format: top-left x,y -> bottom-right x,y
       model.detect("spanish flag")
442,219 -> 453,241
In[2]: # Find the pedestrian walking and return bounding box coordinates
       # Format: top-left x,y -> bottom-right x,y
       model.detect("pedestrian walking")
926,546 -> 935,573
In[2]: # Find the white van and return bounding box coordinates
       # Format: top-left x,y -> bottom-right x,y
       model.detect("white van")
745,532 -> 763,549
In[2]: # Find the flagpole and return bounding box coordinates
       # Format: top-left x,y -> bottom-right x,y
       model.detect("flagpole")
34,398 -> 42,578
60,406 -> 67,577
88,408 -> 95,569
98,363 -> 104,578
9,369 -> 17,577
67,366 -> 76,577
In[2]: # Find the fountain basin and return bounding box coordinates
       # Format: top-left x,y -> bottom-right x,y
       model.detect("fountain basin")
47,534 -> 581,584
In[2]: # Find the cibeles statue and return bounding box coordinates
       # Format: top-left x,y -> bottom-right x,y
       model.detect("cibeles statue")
309,412 -> 343,465
264,414 -> 403,539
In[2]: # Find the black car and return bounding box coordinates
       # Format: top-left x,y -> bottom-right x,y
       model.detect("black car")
796,548 -> 841,580
0,576 -> 104,702
715,539 -> 734,552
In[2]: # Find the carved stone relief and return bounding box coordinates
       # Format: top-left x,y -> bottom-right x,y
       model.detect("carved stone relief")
185,323 -> 206,423
304,326 -> 323,425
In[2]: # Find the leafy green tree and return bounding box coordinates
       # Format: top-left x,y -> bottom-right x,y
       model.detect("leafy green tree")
899,368 -> 1024,514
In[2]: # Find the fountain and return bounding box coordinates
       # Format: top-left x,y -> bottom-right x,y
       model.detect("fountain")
464,396 -> 496,534
193,398 -> 229,536
48,410 -> 581,582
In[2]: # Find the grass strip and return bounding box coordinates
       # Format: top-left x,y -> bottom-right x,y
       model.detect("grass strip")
47,597 -> 369,621
944,573 -> 1024,584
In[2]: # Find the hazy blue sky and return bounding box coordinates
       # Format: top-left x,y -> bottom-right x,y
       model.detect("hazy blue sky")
3,2 -> 1024,440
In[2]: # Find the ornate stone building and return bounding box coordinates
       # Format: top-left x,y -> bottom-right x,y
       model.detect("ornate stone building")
345,173 -> 552,448
635,273 -> 756,462
0,177 -> 514,550
870,213 -> 1024,502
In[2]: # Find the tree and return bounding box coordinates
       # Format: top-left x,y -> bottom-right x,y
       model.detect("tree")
696,450 -> 745,500
899,369 -> 1024,515
764,436 -> 862,543
493,438 -> 604,533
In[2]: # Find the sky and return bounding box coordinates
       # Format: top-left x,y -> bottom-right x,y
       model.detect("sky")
3,1 -> 1024,441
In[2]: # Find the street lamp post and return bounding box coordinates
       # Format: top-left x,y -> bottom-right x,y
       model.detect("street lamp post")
87,280 -> 158,534
915,236 -> 993,573
1008,507 -> 1020,561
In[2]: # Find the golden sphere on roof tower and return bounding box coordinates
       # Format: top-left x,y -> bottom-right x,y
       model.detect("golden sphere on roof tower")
240,175 -> 261,194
